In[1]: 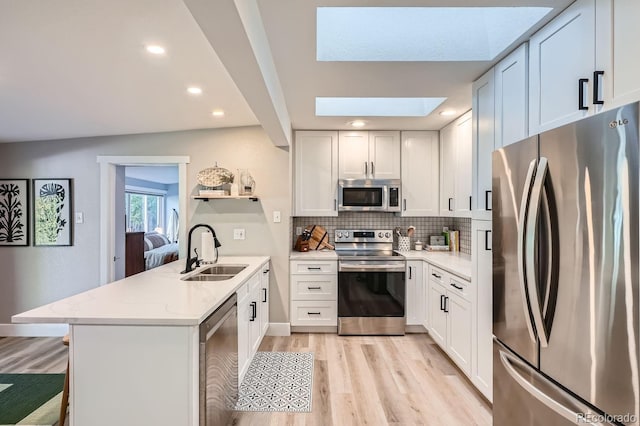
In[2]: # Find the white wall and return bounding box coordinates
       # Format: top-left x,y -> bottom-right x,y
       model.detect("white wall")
0,126 -> 291,328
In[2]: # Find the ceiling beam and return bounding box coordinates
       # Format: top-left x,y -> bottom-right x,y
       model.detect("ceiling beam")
184,0 -> 291,147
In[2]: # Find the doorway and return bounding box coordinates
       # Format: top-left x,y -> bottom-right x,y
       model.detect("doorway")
97,156 -> 190,285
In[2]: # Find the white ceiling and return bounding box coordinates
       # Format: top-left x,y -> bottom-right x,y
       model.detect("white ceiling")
0,0 -> 575,143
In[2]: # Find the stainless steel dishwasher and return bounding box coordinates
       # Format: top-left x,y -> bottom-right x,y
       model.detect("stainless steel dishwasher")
199,294 -> 238,426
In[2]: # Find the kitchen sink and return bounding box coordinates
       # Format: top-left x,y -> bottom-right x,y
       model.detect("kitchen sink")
198,265 -> 248,275
184,275 -> 235,282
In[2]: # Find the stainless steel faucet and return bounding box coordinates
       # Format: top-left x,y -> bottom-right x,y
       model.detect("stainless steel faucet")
181,224 -> 221,274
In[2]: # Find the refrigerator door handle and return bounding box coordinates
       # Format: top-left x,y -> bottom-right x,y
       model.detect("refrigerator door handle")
499,349 -> 612,426
526,157 -> 550,347
517,158 -> 538,343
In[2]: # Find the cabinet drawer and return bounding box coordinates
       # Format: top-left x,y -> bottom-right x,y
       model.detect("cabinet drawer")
290,301 -> 337,326
291,261 -> 337,274
428,266 -> 447,285
291,275 -> 337,300
448,276 -> 471,301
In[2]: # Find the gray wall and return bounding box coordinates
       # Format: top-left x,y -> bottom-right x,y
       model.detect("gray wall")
0,126 -> 291,325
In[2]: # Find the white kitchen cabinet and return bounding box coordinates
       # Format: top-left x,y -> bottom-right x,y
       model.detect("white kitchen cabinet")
529,0 -> 596,135
290,259 -> 338,327
260,262 -> 270,337
495,43 -> 529,148
405,260 -> 425,326
400,131 -> 439,216
440,111 -> 472,217
427,264 -> 473,375
294,131 -> 338,216
472,220 -> 493,401
596,0 -> 640,109
237,282 -> 251,382
471,68 -> 495,221
338,131 -> 400,179
238,269 -> 267,382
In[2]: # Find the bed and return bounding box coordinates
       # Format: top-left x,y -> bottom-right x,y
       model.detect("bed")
143,232 -> 179,270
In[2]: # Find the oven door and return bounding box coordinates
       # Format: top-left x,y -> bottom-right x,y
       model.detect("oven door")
338,181 -> 387,211
337,261 -> 406,335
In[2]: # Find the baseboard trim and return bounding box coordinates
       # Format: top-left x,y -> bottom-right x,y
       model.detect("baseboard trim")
291,326 -> 337,334
266,322 -> 291,336
0,323 -> 69,337
405,324 -> 428,333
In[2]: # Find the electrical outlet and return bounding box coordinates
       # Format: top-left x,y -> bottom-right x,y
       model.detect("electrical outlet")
273,211 -> 281,223
296,227 -> 303,236
233,228 -> 245,240
75,212 -> 84,224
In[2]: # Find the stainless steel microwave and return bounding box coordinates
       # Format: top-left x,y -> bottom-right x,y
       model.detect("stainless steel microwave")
337,179 -> 401,212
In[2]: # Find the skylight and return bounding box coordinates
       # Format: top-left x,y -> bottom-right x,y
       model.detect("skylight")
317,7 -> 552,61
315,97 -> 447,117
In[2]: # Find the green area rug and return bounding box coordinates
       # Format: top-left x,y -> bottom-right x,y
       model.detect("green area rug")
0,374 -> 64,425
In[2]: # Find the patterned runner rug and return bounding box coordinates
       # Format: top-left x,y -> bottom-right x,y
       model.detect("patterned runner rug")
235,352 -> 314,412
0,374 -> 64,425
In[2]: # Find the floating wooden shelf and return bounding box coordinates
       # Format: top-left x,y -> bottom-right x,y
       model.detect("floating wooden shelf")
193,195 -> 259,202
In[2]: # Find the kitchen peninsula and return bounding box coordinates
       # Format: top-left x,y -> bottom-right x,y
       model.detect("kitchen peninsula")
12,256 -> 270,426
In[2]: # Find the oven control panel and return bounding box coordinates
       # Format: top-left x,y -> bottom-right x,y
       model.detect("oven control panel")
335,229 -> 393,243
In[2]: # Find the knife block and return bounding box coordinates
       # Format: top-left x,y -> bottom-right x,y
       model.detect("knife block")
294,236 -> 309,252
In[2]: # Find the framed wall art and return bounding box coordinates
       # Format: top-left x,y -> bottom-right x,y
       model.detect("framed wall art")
33,178 -> 73,246
0,179 -> 29,246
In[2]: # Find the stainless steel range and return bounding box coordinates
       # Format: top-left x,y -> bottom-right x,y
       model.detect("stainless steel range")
335,229 -> 406,335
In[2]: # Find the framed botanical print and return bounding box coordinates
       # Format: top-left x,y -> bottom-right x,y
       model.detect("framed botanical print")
33,178 -> 73,246
0,179 -> 29,246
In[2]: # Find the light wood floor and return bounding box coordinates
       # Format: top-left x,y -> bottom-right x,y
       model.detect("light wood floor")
0,334 -> 492,426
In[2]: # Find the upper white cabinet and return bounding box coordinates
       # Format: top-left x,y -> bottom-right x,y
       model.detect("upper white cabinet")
400,131 -> 439,216
440,111 -> 472,217
294,131 -> 338,216
339,131 -> 400,179
529,0 -> 596,135
471,68 -> 495,221
495,43 -> 529,148
596,0 -> 640,109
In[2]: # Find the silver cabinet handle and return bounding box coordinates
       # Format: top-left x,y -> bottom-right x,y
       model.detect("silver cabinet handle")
517,159 -> 538,344
334,199 -> 337,211
364,162 -> 368,177
403,199 -> 407,211
525,157 -> 550,347
499,349 -> 610,425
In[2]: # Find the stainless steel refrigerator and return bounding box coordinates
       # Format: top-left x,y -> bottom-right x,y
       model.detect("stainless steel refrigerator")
493,102 -> 640,425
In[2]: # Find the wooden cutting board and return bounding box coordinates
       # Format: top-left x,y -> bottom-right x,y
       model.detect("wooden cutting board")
304,225 -> 334,250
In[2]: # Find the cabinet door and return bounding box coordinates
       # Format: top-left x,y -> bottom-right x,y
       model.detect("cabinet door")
260,264 -> 270,337
454,111 -> 473,217
472,69 -> 495,220
405,261 -> 425,326
338,131 -> 369,179
596,0 -> 640,109
446,290 -> 472,375
401,131 -> 439,216
529,0 -> 596,135
439,122 -> 456,216
294,131 -> 338,216
369,131 -> 401,179
429,281 -> 447,348
237,292 -> 250,382
495,43 -> 529,148
472,220 -> 493,401
249,283 -> 262,356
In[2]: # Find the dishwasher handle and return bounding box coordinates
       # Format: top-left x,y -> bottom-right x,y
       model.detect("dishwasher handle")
199,293 -> 237,342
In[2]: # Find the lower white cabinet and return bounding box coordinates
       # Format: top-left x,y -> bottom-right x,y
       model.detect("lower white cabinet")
238,261 -> 270,382
405,260 -> 426,326
472,220 -> 493,401
290,259 -> 338,327
427,265 -> 473,375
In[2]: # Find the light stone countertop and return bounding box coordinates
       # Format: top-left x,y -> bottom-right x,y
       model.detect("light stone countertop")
398,251 -> 472,281
12,256 -> 270,326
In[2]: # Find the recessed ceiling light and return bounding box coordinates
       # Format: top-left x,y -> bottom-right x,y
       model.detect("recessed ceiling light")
349,120 -> 367,128
212,110 -> 225,117
145,45 -> 166,55
187,87 -> 202,95
440,110 -> 456,116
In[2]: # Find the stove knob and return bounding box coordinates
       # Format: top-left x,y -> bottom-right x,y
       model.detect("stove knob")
344,231 -> 349,237
378,232 -> 384,238
337,232 -> 343,238
385,232 -> 391,238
